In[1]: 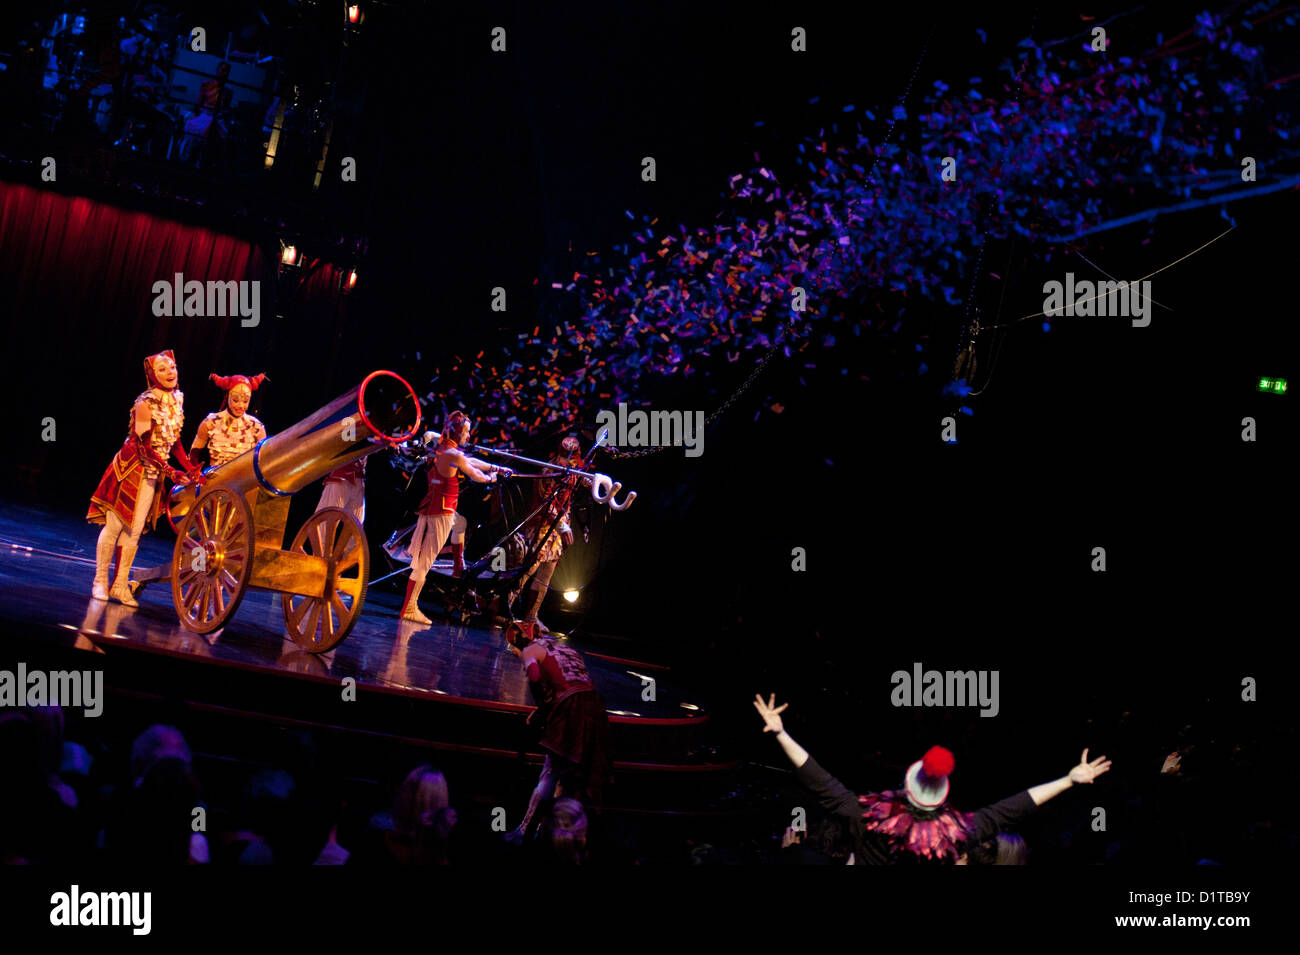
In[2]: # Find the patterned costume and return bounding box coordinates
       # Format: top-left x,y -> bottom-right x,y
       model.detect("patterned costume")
199,409 -> 266,467
857,790 -> 979,862
193,372 -> 268,469
528,636 -> 609,801
87,350 -> 200,606
506,625 -> 611,840
512,437 -> 583,626
88,385 -> 186,529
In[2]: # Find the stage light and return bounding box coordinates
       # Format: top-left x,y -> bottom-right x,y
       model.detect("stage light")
563,590 -> 579,603
280,243 -> 298,266
344,268 -> 358,290
348,5 -> 361,24
1256,377 -> 1287,394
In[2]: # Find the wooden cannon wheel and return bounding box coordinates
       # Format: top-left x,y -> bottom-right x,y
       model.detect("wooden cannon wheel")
171,487 -> 255,634
281,507 -> 369,653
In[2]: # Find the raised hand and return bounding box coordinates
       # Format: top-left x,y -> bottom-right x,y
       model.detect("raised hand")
1069,748 -> 1112,784
753,693 -> 789,734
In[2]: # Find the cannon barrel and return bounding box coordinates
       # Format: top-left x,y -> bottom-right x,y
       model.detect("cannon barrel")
169,370 -> 421,522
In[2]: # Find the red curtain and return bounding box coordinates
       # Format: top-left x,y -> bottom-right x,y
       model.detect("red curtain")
0,180 -> 354,504
0,181 -> 268,360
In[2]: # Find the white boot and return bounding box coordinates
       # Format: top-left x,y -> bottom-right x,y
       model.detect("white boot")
93,525 -> 116,600
401,577 -> 432,624
110,543 -> 140,607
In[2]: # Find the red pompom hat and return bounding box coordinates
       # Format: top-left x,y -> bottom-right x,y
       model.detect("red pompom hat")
904,746 -> 955,809
209,372 -> 267,410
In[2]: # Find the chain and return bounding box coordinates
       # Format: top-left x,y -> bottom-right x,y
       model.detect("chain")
603,343 -> 782,459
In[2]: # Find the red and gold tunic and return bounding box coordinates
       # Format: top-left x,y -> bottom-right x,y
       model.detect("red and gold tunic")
324,457 -> 366,486
416,448 -> 460,516
202,409 -> 266,467
87,388 -> 185,528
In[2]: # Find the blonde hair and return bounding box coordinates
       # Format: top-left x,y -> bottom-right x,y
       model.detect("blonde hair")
548,797 -> 589,865
393,765 -> 450,836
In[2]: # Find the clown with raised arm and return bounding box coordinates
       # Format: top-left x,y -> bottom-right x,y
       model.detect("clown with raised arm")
753,694 -> 1112,864
87,350 -> 202,606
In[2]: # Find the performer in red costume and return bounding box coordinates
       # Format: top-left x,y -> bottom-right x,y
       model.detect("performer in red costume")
87,351 -> 202,606
190,373 -> 268,468
504,620 -> 610,842
316,458 -> 367,526
401,412 -> 509,623
753,694 -> 1112,864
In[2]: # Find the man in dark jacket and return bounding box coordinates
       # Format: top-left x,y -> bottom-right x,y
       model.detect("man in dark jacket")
754,694 -> 1112,864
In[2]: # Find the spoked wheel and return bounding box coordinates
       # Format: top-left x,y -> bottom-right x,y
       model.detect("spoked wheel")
281,507 -> 369,653
171,487 -> 254,634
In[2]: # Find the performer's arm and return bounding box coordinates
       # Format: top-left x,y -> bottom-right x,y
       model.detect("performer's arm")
520,643 -> 545,682
189,418 -> 211,466
132,399 -> 153,439
520,645 -> 549,723
131,400 -> 171,471
965,791 -> 1038,843
449,450 -> 498,483
170,440 -> 201,480
1027,749 -> 1112,807
755,694 -> 863,819
191,417 -> 211,451
466,455 -> 513,478
754,693 -> 808,766
967,750 -> 1110,842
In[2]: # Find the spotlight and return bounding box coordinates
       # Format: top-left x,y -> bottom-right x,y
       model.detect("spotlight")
563,590 -> 579,603
279,242 -> 299,267
346,4 -> 364,26
340,268 -> 358,292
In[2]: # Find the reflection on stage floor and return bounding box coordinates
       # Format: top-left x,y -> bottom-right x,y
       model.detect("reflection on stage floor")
0,504 -> 706,725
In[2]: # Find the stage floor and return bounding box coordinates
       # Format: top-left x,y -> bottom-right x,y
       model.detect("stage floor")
0,503 -> 707,725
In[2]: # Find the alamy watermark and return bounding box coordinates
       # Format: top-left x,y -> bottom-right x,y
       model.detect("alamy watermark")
0,664 -> 103,717
1041,273 -> 1153,327
891,662 -> 999,718
594,403 -> 704,457
151,273 -> 261,327
49,885 -> 150,935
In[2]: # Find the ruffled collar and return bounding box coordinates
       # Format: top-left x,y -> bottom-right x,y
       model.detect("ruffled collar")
858,789 -> 973,862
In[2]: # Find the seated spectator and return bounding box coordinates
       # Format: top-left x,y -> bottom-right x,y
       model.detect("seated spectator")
0,709 -> 86,864
109,756 -> 203,865
101,724 -> 207,864
545,797 -> 589,865
226,769 -> 297,865
383,765 -> 457,866
960,832 -> 1030,865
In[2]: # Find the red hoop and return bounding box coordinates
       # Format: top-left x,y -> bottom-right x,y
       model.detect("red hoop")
356,370 -> 423,447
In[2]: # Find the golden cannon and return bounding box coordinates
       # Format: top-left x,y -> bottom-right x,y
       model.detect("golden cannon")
134,371 -> 422,652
